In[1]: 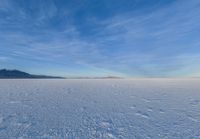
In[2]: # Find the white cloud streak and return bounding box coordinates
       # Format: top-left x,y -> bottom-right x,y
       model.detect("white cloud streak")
1,0 -> 200,77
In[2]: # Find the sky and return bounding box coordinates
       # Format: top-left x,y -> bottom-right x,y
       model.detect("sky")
0,0 -> 200,77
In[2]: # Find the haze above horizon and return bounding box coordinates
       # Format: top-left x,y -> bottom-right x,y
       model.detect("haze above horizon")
0,0 -> 200,77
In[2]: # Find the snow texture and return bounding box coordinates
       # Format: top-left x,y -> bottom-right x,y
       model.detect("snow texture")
0,79 -> 200,139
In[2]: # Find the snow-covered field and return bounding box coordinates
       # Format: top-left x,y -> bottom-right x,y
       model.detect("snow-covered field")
0,79 -> 200,139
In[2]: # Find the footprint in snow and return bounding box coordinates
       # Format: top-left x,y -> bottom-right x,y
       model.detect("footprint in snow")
159,109 -> 165,114
188,116 -> 199,122
135,111 -> 150,119
147,107 -> 153,112
141,98 -> 151,103
99,119 -> 114,130
100,121 -> 111,128
130,105 -> 136,109
106,133 -> 117,139
80,106 -> 87,112
190,99 -> 200,106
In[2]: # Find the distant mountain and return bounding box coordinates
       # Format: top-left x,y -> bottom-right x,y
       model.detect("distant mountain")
0,69 -> 64,79
65,76 -> 123,79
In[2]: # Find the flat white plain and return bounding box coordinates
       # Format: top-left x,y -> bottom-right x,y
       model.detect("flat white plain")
0,79 -> 200,139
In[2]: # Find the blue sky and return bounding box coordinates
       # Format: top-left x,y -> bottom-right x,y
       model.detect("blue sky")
0,0 -> 200,77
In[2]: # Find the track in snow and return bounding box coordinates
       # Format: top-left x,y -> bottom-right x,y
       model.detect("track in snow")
0,79 -> 200,139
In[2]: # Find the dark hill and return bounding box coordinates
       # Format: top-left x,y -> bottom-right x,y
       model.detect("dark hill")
0,69 -> 64,79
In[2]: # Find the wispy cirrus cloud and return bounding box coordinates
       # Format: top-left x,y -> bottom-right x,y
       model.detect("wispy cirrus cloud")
0,0 -> 200,77
83,0 -> 200,77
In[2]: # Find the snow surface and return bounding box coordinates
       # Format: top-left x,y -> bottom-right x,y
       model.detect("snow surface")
0,79 -> 200,139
